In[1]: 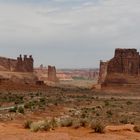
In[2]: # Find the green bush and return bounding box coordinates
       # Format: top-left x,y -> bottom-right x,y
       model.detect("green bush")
9,106 -> 17,113
39,98 -> 46,105
24,101 -> 37,109
18,106 -> 24,114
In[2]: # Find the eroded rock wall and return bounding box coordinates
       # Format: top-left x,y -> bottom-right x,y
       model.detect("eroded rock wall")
48,65 -> 59,82
98,48 -> 140,87
98,61 -> 108,84
107,49 -> 139,75
0,55 -> 33,72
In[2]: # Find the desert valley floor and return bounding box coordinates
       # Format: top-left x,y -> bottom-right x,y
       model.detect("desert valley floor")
0,84 -> 140,140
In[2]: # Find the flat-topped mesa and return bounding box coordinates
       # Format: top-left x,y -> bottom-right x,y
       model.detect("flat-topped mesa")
0,54 -> 34,72
98,48 -> 140,87
114,48 -> 139,58
48,65 -> 59,82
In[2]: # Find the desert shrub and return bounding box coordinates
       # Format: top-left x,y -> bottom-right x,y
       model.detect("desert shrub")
130,119 -> 135,125
54,102 -> 58,106
39,120 -> 51,131
39,98 -> 46,105
120,118 -> 128,124
35,92 -> 42,96
30,120 -> 51,132
104,100 -> 110,106
120,105 -> 124,109
72,119 -> 81,129
13,95 -> 24,104
92,107 -> 95,111
134,125 -> 140,132
49,118 -> 58,130
9,106 -> 17,113
90,120 -> 105,133
18,106 -> 24,114
126,101 -> 132,105
106,110 -> 113,117
24,101 -> 38,109
96,113 -> 100,116
80,118 -> 88,127
60,117 -> 73,127
24,120 -> 33,129
30,122 -> 40,132
96,97 -> 99,100
24,102 -> 33,109
81,113 -> 87,118
111,97 -> 115,100
96,105 -> 102,109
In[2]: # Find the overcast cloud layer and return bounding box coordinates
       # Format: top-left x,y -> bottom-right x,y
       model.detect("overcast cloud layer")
0,0 -> 140,68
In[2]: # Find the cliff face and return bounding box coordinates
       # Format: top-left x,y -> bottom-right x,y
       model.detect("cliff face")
0,55 -> 33,72
107,49 -> 140,75
98,48 -> 140,87
98,61 -> 108,84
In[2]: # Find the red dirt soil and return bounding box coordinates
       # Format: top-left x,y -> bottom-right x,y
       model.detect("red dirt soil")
0,123 -> 140,140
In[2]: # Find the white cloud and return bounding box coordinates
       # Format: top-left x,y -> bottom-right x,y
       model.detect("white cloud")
0,0 -> 140,67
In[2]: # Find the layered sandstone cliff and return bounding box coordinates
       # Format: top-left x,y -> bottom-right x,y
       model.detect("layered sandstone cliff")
98,48 -> 140,88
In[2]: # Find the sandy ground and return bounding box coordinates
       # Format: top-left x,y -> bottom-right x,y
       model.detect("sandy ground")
0,123 -> 140,140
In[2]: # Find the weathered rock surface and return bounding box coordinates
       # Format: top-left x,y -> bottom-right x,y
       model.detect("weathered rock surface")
0,54 -> 33,72
48,65 -> 59,82
0,55 -> 37,86
98,48 -> 140,88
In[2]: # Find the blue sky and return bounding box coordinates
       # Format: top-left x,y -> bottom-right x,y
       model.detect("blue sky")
0,0 -> 140,68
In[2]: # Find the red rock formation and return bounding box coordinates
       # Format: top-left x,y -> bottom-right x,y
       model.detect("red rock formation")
98,48 -> 140,87
48,65 -> 59,82
98,61 -> 108,84
107,49 -> 139,75
0,55 -> 33,72
16,55 -> 34,72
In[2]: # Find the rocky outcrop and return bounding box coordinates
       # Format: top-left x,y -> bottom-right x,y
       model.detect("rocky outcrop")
107,49 -> 140,75
16,55 -> 33,72
98,61 -> 108,84
0,55 -> 33,72
0,55 -> 37,86
48,65 -> 59,82
98,48 -> 140,88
